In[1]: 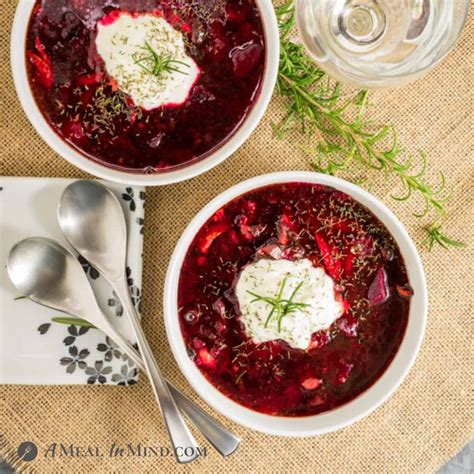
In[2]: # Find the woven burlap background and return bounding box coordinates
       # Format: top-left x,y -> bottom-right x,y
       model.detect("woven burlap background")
1,1 -> 473,472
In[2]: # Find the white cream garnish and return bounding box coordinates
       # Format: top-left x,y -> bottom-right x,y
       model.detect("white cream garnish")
235,259 -> 343,350
95,12 -> 200,110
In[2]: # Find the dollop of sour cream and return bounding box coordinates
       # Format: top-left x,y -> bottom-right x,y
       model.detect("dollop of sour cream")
235,259 -> 344,350
96,12 -> 200,110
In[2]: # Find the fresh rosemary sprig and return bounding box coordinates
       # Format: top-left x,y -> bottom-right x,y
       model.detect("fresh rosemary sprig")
247,277 -> 309,332
422,224 -> 467,251
132,41 -> 189,77
275,2 -> 465,251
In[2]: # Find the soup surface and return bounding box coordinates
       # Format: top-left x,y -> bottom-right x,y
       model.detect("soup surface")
26,0 -> 265,172
178,183 -> 412,416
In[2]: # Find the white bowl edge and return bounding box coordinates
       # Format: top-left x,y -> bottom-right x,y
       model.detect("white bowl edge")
164,171 -> 428,437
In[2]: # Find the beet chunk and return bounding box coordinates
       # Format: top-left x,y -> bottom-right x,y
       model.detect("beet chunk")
368,267 -> 390,306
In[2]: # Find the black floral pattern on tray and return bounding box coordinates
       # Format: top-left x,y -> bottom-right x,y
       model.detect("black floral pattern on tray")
38,323 -> 51,335
34,261 -> 142,384
38,323 -> 140,385
122,187 -> 137,212
60,345 -> 89,374
63,325 -> 90,346
126,266 -> 141,310
112,364 -> 138,386
123,188 -> 145,236
122,187 -> 145,210
86,361 -> 113,385
107,266 -> 141,316
78,255 -> 100,280
97,336 -> 122,362
136,216 -> 145,235
108,292 -> 124,317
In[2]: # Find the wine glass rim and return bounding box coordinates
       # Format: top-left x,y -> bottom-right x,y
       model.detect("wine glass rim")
387,0 -> 470,80
295,0 -> 471,87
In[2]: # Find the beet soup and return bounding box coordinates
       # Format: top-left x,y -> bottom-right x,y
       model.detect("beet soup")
26,1 -> 265,172
178,183 -> 413,416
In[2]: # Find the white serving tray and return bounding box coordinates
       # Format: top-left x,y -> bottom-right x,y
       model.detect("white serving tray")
0,177 -> 145,385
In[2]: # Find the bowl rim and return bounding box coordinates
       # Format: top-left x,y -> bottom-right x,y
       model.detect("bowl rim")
10,0 -> 280,186
164,171 -> 428,436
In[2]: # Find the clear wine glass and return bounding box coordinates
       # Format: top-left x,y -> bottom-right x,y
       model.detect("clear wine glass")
295,0 -> 470,88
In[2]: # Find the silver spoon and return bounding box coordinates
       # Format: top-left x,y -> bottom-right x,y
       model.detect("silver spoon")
57,181 -> 199,463
7,237 -> 239,461
57,180 -> 240,457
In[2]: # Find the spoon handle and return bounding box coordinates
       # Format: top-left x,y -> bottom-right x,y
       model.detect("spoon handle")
112,277 -> 198,464
166,383 -> 240,457
95,316 -> 240,458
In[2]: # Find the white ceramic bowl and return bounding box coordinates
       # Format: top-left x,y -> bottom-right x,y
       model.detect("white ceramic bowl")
164,171 -> 428,436
11,0 -> 279,186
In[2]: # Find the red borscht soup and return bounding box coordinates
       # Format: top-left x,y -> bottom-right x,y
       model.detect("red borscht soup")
178,183 -> 412,416
26,1 -> 265,172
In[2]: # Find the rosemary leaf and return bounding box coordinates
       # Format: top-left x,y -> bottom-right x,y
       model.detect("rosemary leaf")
51,317 -> 96,329
248,277 -> 309,332
132,41 -> 189,78
422,224 -> 467,251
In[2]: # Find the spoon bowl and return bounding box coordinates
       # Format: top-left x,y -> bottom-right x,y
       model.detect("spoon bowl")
7,237 -> 99,320
58,180 -> 126,281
